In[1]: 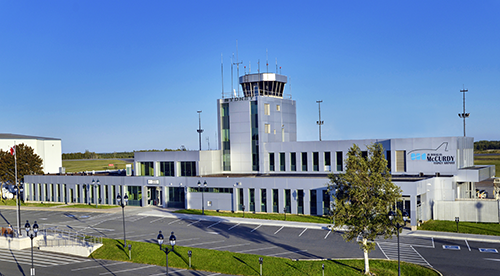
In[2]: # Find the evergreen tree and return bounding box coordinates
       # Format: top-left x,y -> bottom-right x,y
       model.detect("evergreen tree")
328,143 -> 403,275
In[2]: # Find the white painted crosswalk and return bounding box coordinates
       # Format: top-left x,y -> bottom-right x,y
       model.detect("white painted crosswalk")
0,248 -> 91,268
377,242 -> 433,267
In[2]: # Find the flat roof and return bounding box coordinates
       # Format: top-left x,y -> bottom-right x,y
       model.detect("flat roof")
0,133 -> 60,141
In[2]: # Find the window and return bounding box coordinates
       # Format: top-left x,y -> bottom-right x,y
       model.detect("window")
276,104 -> 281,111
180,161 -> 197,176
140,162 -> 154,176
264,103 -> 270,115
313,152 -> 319,171
301,152 -> 308,171
324,152 -> 331,171
272,189 -> 279,213
310,190 -> 317,215
160,162 -> 174,176
269,153 -> 275,171
261,189 -> 267,212
395,150 -> 406,172
249,189 -> 255,212
336,151 -> 343,171
265,124 -> 271,133
290,152 -> 296,171
279,152 -> 285,171
322,190 -> 331,215
297,190 -> 304,214
284,189 -> 291,213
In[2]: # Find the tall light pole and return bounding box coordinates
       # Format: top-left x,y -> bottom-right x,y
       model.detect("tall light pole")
197,180 -> 207,215
316,100 -> 324,141
197,110 -> 204,151
117,193 -> 129,248
458,86 -> 470,137
92,179 -> 100,208
25,220 -> 38,276
389,210 -> 409,276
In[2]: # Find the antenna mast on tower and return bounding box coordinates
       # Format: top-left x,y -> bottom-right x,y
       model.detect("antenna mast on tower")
232,40 -> 243,97
197,111 -> 204,151
221,54 -> 224,99
458,85 -> 470,137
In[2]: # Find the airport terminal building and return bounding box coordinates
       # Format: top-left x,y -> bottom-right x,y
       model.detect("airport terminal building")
24,72 -> 496,230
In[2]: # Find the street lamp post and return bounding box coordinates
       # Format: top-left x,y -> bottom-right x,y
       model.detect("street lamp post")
24,220 -> 37,276
15,185 -> 23,237
389,210 -> 409,276
117,193 -> 129,248
157,230 -> 176,275
197,180 -> 207,215
92,179 -> 100,209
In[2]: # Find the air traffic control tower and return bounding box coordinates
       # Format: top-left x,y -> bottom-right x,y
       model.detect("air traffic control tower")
217,72 -> 297,174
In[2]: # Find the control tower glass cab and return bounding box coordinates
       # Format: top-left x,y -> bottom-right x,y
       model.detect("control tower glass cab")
239,73 -> 288,98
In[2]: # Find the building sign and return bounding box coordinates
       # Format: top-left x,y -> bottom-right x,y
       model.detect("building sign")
408,142 -> 455,165
147,179 -> 160,185
223,96 -> 254,102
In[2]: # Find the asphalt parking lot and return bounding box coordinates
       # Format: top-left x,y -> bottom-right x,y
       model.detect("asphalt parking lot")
1,206 -> 500,276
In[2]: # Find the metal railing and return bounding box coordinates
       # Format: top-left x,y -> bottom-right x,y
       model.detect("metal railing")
37,226 -> 102,248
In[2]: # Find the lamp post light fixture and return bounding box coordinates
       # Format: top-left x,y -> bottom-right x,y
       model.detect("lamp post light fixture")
388,210 -> 409,276
197,180 -> 207,215
92,179 -> 100,208
455,217 -> 460,233
25,220 -> 37,276
117,193 -> 129,248
157,230 -> 177,275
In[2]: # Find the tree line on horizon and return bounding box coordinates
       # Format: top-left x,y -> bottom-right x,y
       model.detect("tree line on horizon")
474,140 -> 500,151
62,148 -> 187,160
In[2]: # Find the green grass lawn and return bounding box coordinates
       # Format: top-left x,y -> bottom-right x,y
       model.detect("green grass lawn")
91,238 -> 438,276
418,220 -> 500,236
175,209 -> 332,224
0,199 -> 63,207
62,159 -> 132,172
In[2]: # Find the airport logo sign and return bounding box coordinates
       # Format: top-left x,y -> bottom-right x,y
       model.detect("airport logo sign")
408,142 -> 455,165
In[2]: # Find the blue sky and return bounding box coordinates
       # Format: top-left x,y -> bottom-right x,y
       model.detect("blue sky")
1,1 -> 499,153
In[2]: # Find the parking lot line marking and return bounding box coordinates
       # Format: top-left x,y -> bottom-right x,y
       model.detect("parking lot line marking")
299,228 -> 308,237
207,273 -> 221,276
148,269 -> 188,276
465,239 -> 471,251
267,250 -> 308,256
410,245 -> 433,267
207,221 -> 221,228
168,219 -> 181,225
71,262 -> 123,271
209,242 -> 251,250
274,226 -> 284,235
228,223 -> 240,230
376,242 -> 390,260
99,265 -> 156,275
183,240 -> 225,247
149,217 -> 164,224
432,237 -> 435,248
484,258 -> 500,261
324,230 -> 331,239
236,246 -> 277,253
187,219 -> 201,226
251,225 -> 262,232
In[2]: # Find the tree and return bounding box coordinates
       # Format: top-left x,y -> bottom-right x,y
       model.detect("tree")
0,143 -> 44,184
328,143 -> 402,275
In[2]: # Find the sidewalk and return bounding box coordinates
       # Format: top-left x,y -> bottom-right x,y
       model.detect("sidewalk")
139,207 -> 500,244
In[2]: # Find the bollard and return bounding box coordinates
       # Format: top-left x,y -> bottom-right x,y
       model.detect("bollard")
128,244 -> 132,260
322,263 -> 325,276
259,257 -> 263,276
455,217 -> 459,233
188,250 -> 192,268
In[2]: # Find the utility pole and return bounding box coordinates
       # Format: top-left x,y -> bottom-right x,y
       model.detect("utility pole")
458,86 -> 470,137
316,100 -> 324,141
197,111 -> 204,151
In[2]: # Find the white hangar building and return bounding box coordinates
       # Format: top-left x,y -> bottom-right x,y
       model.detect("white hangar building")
24,72 -> 496,230
0,133 -> 62,174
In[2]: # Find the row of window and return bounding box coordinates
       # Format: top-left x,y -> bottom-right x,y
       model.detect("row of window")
268,150 -> 406,173
138,161 -> 197,177
269,151 -> 344,172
